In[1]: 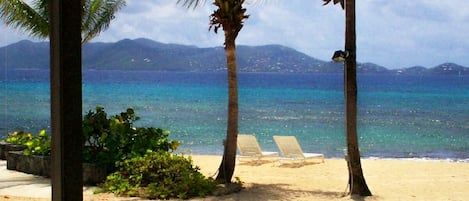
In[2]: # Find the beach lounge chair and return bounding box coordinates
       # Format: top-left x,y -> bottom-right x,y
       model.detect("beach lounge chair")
237,134 -> 278,164
273,135 -> 324,164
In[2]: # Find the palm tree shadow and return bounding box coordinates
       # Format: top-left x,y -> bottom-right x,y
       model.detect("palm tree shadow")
209,183 -> 348,200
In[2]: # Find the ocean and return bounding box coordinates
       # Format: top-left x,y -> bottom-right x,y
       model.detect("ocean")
1,69 -> 468,161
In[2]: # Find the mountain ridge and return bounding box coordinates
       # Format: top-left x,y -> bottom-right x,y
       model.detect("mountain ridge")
1,38 -> 468,75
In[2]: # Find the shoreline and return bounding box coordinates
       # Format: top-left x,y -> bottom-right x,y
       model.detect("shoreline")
181,151 -> 469,163
348,156 -> 469,163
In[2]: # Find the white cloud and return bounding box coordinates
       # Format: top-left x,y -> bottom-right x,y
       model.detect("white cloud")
355,0 -> 469,68
1,0 -> 469,69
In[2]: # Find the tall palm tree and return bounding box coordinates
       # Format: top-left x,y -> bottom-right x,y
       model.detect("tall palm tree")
178,0 -> 248,183
0,0 -> 126,44
323,0 -> 372,196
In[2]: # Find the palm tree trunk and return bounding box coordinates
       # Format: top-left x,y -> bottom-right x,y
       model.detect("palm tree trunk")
216,29 -> 239,183
344,0 -> 372,196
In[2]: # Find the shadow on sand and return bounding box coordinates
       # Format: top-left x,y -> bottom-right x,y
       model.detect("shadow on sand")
202,183 -> 348,201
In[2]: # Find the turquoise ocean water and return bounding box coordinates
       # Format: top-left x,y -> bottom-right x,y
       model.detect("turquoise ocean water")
1,69 -> 468,160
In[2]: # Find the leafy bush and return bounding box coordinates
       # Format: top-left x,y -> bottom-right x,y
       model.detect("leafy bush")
3,131 -> 33,145
100,152 -> 217,200
83,106 -> 110,163
83,106 -> 179,173
23,130 -> 51,156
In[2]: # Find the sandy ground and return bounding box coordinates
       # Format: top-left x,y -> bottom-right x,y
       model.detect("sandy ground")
1,155 -> 469,200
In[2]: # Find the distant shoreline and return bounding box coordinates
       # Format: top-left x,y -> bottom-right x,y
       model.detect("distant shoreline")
1,39 -> 469,74
3,68 -> 469,77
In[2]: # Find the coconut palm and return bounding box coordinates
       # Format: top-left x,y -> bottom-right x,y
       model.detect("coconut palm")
323,0 -> 372,196
0,0 -> 126,44
178,0 -> 248,183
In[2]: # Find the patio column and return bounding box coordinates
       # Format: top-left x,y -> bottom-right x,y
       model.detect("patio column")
49,0 -> 83,200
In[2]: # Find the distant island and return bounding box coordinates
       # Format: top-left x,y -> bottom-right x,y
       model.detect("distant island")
1,38 -> 468,75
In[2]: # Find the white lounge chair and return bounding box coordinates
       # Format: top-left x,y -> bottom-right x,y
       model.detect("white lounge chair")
237,134 -> 278,164
273,135 -> 324,164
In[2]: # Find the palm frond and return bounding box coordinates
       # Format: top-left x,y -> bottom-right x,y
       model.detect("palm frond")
177,0 -> 205,9
81,0 -> 126,43
323,0 -> 344,9
33,0 -> 49,22
210,0 -> 249,36
0,0 -> 49,39
1,0 -> 125,44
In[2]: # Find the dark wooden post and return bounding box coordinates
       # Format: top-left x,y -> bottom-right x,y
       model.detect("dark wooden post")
49,0 -> 83,200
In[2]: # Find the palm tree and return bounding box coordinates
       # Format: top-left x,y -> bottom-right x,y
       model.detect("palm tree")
323,0 -> 372,196
0,0 -> 126,44
178,0 -> 248,183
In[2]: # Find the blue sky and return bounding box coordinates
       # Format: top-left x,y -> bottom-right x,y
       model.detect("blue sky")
1,0 -> 468,69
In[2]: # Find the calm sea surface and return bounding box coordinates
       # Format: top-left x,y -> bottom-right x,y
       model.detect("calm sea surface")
1,69 -> 468,160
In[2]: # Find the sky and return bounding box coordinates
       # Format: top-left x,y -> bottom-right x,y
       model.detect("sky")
1,0 -> 469,69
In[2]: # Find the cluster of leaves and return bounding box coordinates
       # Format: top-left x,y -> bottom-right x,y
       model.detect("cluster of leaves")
3,130 -> 50,156
209,0 -> 249,36
4,131 -> 33,145
82,106 -> 179,172
82,106 -> 110,163
23,130 -> 51,156
100,151 -> 217,200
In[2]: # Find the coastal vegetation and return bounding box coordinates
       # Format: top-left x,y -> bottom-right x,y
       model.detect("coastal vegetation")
0,131 -> 29,160
83,107 -> 218,199
2,107 -> 221,199
100,152 -> 218,199
82,106 -> 179,172
1,130 -> 51,177
1,130 -> 50,156
3,131 -> 33,145
2,107 -> 179,164
22,129 -> 51,156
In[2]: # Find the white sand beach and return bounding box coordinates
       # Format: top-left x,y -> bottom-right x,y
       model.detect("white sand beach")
1,155 -> 469,200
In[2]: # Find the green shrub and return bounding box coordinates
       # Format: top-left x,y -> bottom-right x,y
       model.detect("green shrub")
106,108 -> 179,162
2,130 -> 50,156
101,152 -> 217,200
83,106 -> 179,173
23,130 -> 51,156
83,106 -> 110,163
3,131 -> 33,145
